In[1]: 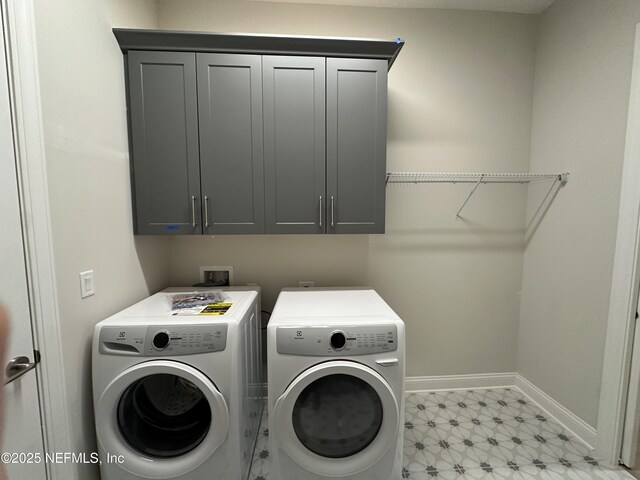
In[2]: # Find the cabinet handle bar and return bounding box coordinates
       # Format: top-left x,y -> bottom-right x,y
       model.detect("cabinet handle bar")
330,195 -> 335,228
204,196 -> 210,228
191,195 -> 197,228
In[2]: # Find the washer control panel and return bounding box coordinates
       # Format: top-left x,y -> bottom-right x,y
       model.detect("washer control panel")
277,325 -> 397,356
99,324 -> 227,356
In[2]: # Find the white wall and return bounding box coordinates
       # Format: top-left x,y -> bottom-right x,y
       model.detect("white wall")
32,0 -> 166,478
159,0 -> 538,377
518,0 -> 640,428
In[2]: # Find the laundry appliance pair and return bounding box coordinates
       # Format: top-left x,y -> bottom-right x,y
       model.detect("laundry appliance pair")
92,287 -> 262,480
93,286 -> 405,480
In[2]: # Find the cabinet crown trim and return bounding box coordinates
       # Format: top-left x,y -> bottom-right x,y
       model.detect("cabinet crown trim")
113,29 -> 404,69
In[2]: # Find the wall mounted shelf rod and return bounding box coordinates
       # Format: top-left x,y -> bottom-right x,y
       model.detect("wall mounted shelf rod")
385,172 -> 569,219
385,172 -> 569,184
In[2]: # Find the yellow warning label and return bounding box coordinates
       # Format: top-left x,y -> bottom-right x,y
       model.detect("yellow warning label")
199,302 -> 233,315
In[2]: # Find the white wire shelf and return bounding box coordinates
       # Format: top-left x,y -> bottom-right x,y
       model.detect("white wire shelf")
385,171 -> 569,219
385,172 -> 569,184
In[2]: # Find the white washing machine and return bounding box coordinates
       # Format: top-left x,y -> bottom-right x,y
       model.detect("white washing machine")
92,287 -> 263,480
268,288 -> 405,480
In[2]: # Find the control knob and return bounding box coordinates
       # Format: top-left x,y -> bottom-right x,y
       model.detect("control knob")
330,331 -> 346,350
153,331 -> 170,350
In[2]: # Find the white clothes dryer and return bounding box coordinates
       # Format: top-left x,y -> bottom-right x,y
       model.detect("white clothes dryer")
267,288 -> 405,480
92,287 -> 262,480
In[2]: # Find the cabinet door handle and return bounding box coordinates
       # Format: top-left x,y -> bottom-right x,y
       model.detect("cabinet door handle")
319,195 -> 323,228
191,195 -> 197,228
330,194 -> 335,228
204,196 -> 210,228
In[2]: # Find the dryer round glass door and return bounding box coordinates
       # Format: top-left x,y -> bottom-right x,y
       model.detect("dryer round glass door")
273,361 -> 399,477
292,374 -> 383,458
96,360 -> 229,479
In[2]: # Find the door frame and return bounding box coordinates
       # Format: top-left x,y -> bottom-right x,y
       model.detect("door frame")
596,23 -> 640,466
2,1 -> 74,478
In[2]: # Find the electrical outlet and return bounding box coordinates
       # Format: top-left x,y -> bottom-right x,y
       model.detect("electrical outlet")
79,270 -> 95,298
298,281 -> 315,288
199,266 -> 233,286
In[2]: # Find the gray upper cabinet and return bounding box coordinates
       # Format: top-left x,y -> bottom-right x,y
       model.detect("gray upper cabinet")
326,58 -> 388,234
264,56 -> 387,235
117,30 -> 402,235
263,56 -> 325,234
127,51 -> 201,235
197,54 -> 264,234
127,51 -> 264,235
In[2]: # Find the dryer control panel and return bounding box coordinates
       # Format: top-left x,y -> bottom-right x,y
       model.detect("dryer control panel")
277,325 -> 397,356
99,325 -> 227,356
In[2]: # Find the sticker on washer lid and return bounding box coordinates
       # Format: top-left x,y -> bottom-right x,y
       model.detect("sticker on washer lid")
198,302 -> 233,315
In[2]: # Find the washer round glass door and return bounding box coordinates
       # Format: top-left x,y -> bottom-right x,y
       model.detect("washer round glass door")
96,360 -> 229,479
273,361 -> 399,477
117,373 -> 212,458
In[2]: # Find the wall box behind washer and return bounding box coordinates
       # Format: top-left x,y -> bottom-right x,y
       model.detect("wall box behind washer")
200,266 -> 233,286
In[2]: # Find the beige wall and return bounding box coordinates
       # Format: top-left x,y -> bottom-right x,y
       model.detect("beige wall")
33,0 -> 166,478
159,1 -> 538,377
517,0 -> 640,428
107,0 -> 159,26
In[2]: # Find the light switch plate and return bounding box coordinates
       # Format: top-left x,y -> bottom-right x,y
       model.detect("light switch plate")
80,270 -> 95,298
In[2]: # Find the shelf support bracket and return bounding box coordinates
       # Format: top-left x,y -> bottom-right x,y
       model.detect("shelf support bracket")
559,173 -> 569,185
526,175 -> 563,230
456,174 -> 484,219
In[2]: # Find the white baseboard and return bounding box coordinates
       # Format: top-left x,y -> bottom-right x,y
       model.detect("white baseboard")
515,374 -> 597,449
405,372 -> 517,392
403,372 -> 596,450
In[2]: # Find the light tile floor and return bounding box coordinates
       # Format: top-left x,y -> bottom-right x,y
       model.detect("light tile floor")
249,388 -> 634,479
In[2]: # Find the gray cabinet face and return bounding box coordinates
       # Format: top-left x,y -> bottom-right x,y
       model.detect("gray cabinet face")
263,56 -> 326,234
126,50 -> 388,236
326,58 -> 387,234
197,54 -> 265,234
127,51 -> 201,235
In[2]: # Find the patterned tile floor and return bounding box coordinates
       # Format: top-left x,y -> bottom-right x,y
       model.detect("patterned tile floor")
249,388 -> 634,479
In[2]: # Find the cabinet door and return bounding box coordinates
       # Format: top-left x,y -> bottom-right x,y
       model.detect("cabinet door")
127,51 -> 201,235
197,54 -> 265,234
263,56 -> 325,234
326,58 -> 387,234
